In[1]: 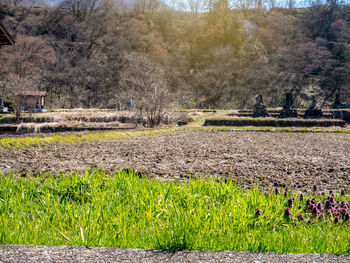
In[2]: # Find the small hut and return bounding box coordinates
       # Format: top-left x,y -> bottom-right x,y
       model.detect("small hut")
0,22 -> 15,48
16,91 -> 47,113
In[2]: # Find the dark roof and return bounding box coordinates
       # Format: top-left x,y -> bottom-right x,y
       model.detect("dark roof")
16,91 -> 47,96
0,22 -> 15,46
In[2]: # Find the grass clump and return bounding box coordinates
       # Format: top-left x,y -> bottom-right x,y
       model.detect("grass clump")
0,168 -> 349,254
0,128 -> 177,149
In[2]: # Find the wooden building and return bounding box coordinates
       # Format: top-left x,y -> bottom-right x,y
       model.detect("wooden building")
0,22 -> 15,48
16,91 -> 47,112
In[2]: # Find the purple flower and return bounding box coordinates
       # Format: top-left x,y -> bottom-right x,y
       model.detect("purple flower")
297,213 -> 304,221
340,208 -> 347,217
300,193 -> 304,200
345,213 -> 350,221
288,197 -> 295,207
341,189 -> 346,196
313,184 -> 317,192
334,216 -> 339,223
306,199 -> 311,207
284,207 -> 293,220
275,187 -> 280,195
255,207 -> 262,216
325,200 -> 331,209
298,205 -> 302,210
329,189 -> 333,195
333,208 -> 340,217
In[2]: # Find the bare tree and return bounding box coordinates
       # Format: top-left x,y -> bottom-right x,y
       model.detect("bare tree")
233,0 -> 254,10
133,0 -> 161,13
119,52 -> 170,127
2,74 -> 38,118
187,0 -> 206,14
60,0 -> 101,20
0,35 -> 54,77
0,0 -> 24,6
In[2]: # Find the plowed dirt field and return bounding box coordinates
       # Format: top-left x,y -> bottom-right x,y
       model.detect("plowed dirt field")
1,130 -> 349,192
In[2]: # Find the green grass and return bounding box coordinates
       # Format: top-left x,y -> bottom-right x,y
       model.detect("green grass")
1,125 -> 350,149
0,168 -> 349,253
0,128 -> 178,149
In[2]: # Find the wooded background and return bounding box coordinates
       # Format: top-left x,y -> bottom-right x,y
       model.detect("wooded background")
1,0 -> 350,109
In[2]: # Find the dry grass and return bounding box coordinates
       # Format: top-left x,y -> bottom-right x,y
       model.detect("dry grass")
204,116 -> 346,127
0,109 -> 141,133
35,110 -> 137,123
1,108 -> 349,134
1,109 -> 137,123
14,121 -> 126,133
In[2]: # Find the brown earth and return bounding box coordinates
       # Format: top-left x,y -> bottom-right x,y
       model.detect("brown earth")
1,130 -> 350,192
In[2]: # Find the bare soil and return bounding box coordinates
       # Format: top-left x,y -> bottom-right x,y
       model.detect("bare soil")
1,130 -> 350,192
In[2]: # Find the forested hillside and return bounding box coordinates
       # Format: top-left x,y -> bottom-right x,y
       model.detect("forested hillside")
1,0 -> 350,109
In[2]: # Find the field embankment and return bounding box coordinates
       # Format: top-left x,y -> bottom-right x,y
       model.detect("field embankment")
0,110 -> 142,134
204,117 -> 346,127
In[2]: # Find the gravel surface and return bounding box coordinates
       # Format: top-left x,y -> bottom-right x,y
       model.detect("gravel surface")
0,245 -> 349,263
1,130 -> 350,192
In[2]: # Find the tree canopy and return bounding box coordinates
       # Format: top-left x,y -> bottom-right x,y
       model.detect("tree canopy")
1,1 -> 350,109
